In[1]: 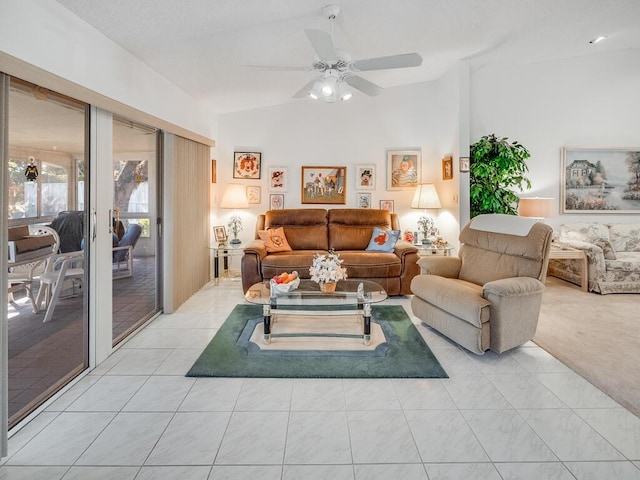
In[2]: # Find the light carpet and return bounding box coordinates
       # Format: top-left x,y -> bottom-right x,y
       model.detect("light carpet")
535,276 -> 640,417
186,304 -> 448,379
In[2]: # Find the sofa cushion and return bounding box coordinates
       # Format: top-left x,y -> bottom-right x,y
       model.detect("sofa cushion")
258,227 -> 292,253
328,209 -> 393,250
365,227 -> 400,253
263,209 -> 329,250
338,251 -> 402,278
608,224 -> 640,252
604,252 -> 640,272
260,250 -> 326,279
8,225 -> 30,241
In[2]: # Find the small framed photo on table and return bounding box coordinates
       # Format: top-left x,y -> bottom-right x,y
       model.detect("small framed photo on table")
213,226 -> 227,245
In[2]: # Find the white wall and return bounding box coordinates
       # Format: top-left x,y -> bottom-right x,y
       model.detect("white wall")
217,69 -> 463,247
471,49 -> 640,230
0,0 -> 213,143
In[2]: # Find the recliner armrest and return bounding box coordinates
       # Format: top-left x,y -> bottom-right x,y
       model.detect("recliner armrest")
483,277 -> 545,297
417,256 -> 462,278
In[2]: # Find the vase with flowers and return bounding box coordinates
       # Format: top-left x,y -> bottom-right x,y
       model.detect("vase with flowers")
309,249 -> 348,293
417,215 -> 435,245
227,214 -> 243,245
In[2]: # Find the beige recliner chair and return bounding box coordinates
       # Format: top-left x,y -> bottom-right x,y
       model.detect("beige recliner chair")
410,214 -> 553,355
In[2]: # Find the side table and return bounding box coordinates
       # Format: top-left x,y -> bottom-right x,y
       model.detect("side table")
415,244 -> 454,257
548,245 -> 588,292
209,245 -> 244,284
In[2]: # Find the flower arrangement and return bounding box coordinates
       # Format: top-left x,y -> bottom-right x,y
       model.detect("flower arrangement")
227,215 -> 243,244
417,215 -> 435,243
309,250 -> 348,284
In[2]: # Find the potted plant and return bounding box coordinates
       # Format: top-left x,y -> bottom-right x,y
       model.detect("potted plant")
309,250 -> 348,293
470,134 -> 532,217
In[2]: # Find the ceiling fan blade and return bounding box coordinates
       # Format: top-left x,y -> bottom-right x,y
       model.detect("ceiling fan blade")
345,75 -> 383,97
292,79 -> 317,99
305,29 -> 337,63
247,65 -> 309,72
352,53 -> 423,71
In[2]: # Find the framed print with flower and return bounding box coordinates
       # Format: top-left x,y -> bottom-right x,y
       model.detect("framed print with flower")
442,156 -> 453,180
268,166 -> 288,192
355,164 -> 376,190
357,192 -> 371,209
387,150 -> 420,190
246,186 -> 261,204
301,166 -> 346,204
233,152 -> 261,179
270,193 -> 284,210
561,147 -> 640,213
379,199 -> 394,213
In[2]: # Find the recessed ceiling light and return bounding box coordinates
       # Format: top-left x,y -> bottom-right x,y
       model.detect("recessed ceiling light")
589,35 -> 607,44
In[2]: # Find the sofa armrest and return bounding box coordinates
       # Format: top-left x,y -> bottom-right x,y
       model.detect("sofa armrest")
482,277 -> 546,353
241,239 -> 267,293
417,256 -> 462,278
553,239 -> 606,287
394,241 -> 420,295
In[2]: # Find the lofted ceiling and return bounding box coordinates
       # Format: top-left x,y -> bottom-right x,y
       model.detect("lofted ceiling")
53,0 -> 640,115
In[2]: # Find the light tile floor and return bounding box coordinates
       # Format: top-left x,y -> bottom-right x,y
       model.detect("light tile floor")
2,278 -> 640,480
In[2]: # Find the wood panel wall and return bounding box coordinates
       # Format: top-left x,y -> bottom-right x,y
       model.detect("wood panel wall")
171,135 -> 210,308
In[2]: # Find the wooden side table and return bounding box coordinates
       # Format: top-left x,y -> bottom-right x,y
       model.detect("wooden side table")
548,245 -> 588,292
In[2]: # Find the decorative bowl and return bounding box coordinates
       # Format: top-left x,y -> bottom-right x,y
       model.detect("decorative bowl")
269,273 -> 300,295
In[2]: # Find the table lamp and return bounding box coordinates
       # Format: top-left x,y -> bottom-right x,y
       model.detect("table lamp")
518,197 -> 555,222
411,183 -> 442,244
220,184 -> 249,245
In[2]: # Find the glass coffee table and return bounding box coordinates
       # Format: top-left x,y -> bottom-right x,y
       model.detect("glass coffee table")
244,279 -> 387,345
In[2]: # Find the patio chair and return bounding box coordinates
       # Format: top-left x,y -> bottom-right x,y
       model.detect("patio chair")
113,223 -> 143,279
35,250 -> 84,323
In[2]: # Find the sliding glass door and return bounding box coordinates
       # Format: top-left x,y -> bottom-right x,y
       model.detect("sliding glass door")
6,79 -> 89,428
112,117 -> 161,345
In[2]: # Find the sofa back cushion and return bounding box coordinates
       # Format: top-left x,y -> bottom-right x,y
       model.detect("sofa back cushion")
262,209 -> 329,250
607,224 -> 640,252
559,223 -> 610,244
459,216 -> 552,285
328,209 -> 393,250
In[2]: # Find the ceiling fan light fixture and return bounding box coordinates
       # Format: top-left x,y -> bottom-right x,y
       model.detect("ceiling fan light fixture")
589,35 -> 607,44
338,82 -> 352,101
321,76 -> 337,97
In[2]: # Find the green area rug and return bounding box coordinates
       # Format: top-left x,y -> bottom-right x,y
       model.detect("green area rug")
186,304 -> 447,378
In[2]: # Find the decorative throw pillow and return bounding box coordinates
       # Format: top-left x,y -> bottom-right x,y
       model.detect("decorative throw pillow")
596,239 -> 616,260
366,227 -> 401,253
258,227 -> 292,253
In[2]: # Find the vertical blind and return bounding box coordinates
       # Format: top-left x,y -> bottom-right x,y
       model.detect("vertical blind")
171,135 -> 211,308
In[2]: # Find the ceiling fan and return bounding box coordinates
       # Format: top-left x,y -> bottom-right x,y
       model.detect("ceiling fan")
256,5 -> 423,102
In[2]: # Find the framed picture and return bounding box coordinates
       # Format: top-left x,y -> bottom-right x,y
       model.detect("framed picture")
270,193 -> 284,210
357,192 -> 372,209
233,152 -> 261,179
268,166 -> 288,192
379,199 -> 394,213
561,147 -> 640,213
387,150 -> 420,190
213,225 -> 227,244
442,156 -> 453,180
355,164 -> 376,190
211,159 -> 217,183
459,157 -> 470,173
301,166 -> 347,204
246,186 -> 261,204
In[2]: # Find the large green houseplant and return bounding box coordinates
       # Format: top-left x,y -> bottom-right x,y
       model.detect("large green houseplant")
469,134 -> 532,217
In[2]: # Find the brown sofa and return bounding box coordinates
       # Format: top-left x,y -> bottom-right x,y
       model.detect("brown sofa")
241,208 -> 420,295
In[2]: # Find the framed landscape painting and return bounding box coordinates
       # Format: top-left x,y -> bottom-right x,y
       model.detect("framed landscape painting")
233,152 -> 261,179
387,150 -> 420,190
561,147 -> 640,213
301,166 -> 346,204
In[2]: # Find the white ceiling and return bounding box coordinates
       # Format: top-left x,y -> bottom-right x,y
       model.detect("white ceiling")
54,0 -> 640,115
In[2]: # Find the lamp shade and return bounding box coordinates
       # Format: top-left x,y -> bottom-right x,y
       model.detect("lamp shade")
518,197 -> 555,218
411,184 -> 442,209
220,184 -> 249,209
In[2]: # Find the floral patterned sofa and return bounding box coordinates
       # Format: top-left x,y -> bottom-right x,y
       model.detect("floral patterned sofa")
548,223 -> 640,294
